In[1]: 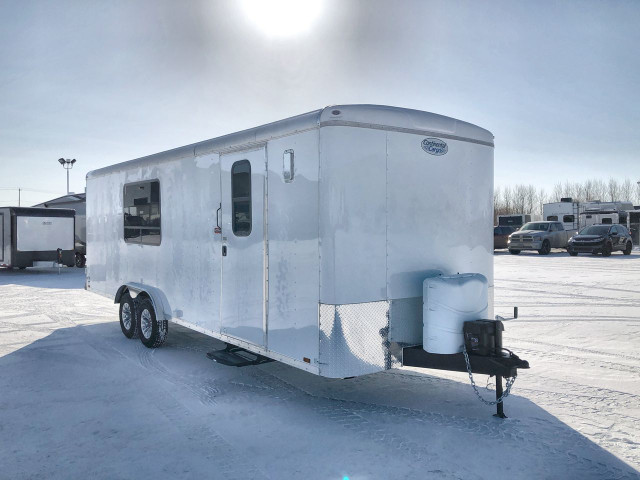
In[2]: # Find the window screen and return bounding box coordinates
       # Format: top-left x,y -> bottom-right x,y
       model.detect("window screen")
123,180 -> 161,245
231,160 -> 251,236
563,215 -> 574,223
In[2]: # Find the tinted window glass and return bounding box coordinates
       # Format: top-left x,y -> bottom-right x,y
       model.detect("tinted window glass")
231,160 -> 251,236
580,225 -> 609,235
547,215 -> 558,221
123,180 -> 161,245
563,215 -> 574,223
522,222 -> 549,231
602,218 -> 612,224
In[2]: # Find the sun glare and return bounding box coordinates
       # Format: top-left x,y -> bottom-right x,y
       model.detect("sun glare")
241,0 -> 323,38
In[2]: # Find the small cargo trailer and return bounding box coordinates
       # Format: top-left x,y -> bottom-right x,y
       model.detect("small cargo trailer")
497,214 -> 531,228
86,105 -> 528,415
0,207 -> 76,269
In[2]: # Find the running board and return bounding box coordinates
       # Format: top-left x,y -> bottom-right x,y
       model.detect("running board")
206,344 -> 274,367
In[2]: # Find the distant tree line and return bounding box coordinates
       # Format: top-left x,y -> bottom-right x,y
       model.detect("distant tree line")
494,177 -> 640,222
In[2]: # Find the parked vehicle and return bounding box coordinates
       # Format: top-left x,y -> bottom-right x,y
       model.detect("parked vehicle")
0,207 -> 76,269
567,224 -> 633,256
494,226 -> 516,249
508,221 -> 575,255
86,104 -> 498,379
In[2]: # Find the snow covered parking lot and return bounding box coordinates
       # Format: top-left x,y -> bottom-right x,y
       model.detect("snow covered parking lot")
1,253 -> 639,480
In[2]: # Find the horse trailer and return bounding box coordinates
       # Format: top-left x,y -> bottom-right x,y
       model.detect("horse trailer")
86,105 -> 505,380
0,207 -> 76,269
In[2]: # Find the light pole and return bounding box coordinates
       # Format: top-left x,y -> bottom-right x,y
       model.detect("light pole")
58,158 -> 76,195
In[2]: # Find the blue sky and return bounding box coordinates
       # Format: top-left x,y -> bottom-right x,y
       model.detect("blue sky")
1,0 -> 639,206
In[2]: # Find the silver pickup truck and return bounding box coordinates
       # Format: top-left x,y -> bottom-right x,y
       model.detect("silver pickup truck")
508,221 -> 577,255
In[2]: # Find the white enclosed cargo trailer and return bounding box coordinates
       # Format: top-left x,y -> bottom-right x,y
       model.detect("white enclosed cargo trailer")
0,207 -> 76,269
86,105 -> 496,379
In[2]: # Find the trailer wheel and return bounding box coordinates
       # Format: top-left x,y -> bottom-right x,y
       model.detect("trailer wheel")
623,242 -> 632,255
602,242 -> 612,257
75,253 -> 86,268
137,298 -> 167,348
119,292 -> 138,339
538,240 -> 551,255
509,249 -> 520,255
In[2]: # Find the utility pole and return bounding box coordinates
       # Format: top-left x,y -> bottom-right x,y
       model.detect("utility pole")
58,158 -> 77,194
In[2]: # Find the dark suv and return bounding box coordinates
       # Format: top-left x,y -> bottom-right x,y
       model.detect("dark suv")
567,224 -> 633,257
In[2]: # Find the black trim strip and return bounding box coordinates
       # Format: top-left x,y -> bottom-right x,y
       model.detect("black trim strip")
8,207 -> 75,218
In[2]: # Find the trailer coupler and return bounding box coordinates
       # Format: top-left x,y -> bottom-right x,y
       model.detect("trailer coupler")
206,344 -> 274,367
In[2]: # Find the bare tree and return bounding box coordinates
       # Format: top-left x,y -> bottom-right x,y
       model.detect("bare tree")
537,188 -> 547,216
620,178 -> 633,202
503,186 -> 512,214
593,179 -> 607,201
607,178 -> 620,202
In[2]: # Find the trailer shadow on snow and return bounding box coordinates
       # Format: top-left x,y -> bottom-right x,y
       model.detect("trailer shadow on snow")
0,266 -> 85,289
1,318 -> 638,479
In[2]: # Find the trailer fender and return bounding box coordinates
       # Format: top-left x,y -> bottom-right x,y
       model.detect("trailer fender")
114,283 -> 172,321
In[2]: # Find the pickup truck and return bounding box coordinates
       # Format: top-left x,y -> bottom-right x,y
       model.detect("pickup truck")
508,221 -> 577,255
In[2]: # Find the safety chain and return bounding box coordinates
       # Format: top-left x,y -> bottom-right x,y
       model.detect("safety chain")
462,343 -> 516,405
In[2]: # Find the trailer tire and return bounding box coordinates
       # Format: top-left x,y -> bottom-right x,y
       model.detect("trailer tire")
137,298 -> 167,349
538,240 -> 551,255
75,253 -> 86,268
509,249 -> 520,255
623,242 -> 632,255
119,292 -> 138,339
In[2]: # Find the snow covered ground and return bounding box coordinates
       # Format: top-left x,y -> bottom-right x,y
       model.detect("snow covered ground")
1,252 -> 639,479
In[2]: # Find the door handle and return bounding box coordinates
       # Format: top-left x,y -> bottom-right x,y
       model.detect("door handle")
216,204 -> 221,228
222,245 -> 227,257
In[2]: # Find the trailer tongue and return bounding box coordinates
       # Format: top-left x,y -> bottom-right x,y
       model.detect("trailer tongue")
403,319 -> 529,418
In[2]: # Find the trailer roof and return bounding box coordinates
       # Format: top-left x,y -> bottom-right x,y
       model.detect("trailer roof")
32,193 -> 86,208
87,104 -> 494,179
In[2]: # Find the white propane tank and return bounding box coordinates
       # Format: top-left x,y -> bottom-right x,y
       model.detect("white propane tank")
423,273 -> 489,354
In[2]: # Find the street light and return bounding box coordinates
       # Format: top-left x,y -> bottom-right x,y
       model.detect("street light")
58,158 -> 76,195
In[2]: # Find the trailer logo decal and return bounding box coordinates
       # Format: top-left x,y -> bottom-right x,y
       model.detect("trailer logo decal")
42,221 -> 52,225
421,137 -> 448,156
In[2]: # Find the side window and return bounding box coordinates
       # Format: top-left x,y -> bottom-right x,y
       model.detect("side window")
547,215 -> 558,221
602,218 -> 612,224
563,215 -> 574,223
549,223 -> 557,232
231,160 -> 252,236
123,180 -> 161,245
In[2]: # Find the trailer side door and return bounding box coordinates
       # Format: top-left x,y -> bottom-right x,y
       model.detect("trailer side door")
220,148 -> 267,347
